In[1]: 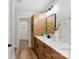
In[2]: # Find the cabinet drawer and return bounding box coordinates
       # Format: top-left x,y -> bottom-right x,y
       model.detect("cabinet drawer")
36,38 -> 51,54
42,44 -> 51,54
50,48 -> 67,59
42,52 -> 54,59
36,38 -> 42,45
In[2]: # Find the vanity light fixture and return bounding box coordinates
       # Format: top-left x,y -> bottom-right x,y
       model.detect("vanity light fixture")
45,5 -> 53,12
48,8 -> 51,10
51,5 -> 53,8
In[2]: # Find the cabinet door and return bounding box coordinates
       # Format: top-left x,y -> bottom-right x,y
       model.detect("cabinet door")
35,39 -> 55,59
37,40 -> 44,59
34,38 -> 43,59
42,44 -> 51,54
51,48 -> 67,59
40,42 -> 54,59
43,52 -> 55,59
33,13 -> 46,36
37,46 -> 45,59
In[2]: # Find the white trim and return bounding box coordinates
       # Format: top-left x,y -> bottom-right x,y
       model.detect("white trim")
13,0 -> 15,59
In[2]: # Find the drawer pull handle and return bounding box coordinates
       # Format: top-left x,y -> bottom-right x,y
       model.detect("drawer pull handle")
43,45 -> 47,48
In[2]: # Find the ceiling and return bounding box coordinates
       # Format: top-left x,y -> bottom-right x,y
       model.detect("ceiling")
15,0 -> 56,15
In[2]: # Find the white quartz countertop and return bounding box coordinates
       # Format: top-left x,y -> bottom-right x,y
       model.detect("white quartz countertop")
35,36 -> 71,59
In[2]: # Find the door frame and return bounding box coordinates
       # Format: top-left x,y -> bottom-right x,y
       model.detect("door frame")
18,16 -> 32,47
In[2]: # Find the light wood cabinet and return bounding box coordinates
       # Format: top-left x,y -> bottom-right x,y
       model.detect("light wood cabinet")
33,37 -> 67,59
31,14 -> 46,50
33,13 -> 46,36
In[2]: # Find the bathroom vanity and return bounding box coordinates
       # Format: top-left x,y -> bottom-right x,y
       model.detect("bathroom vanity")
32,36 -> 71,59
31,14 -> 71,59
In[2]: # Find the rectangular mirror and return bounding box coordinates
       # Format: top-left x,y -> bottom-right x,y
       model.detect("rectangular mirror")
46,14 -> 56,34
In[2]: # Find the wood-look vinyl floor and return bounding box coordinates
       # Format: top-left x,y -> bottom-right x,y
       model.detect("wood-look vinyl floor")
15,47 -> 38,59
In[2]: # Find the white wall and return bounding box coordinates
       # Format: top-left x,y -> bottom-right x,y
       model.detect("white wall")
16,0 -> 54,13
46,0 -> 71,44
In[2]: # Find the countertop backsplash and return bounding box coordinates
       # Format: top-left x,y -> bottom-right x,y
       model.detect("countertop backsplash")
58,17 -> 71,44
